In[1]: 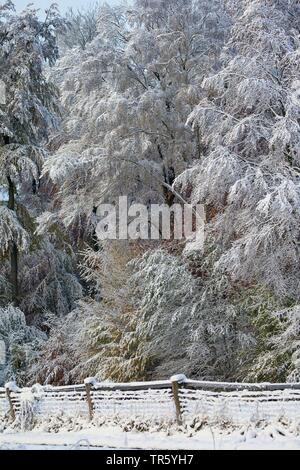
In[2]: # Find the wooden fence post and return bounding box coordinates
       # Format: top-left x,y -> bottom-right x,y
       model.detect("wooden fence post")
84,379 -> 95,422
5,383 -> 16,421
170,375 -> 186,425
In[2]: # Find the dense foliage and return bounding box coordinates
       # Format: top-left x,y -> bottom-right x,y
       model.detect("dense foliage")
1,0 -> 300,386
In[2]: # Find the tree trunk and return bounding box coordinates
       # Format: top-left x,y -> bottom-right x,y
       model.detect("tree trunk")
7,176 -> 19,305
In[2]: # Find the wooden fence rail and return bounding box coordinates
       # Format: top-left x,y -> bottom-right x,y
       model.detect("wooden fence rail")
2,375 -> 300,425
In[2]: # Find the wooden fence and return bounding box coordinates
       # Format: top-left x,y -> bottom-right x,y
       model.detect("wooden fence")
2,375 -> 300,425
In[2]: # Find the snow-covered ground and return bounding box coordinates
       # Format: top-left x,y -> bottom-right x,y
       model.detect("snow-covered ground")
1,425 -> 300,450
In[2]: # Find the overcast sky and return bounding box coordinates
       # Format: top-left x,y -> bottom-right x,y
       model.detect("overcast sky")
13,0 -> 121,15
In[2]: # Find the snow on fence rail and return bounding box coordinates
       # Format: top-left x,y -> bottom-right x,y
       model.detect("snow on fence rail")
2,375 -> 300,426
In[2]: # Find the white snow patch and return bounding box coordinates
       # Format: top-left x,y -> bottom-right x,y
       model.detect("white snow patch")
1,424 -> 300,450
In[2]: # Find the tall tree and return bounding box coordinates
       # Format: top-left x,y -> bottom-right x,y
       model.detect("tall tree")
175,0 -> 300,380
0,2 -> 64,304
43,0 -> 230,235
182,0 -> 300,297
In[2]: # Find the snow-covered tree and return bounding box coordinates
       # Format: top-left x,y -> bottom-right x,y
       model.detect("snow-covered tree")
28,311 -> 77,385
0,305 -> 46,386
3,0 -> 300,386
31,243 -> 205,383
19,239 -> 82,321
43,0 -> 230,235
181,0 -> 300,298
239,303 -> 300,383
61,3 -> 100,50
170,0 -> 300,381
0,2 -> 64,304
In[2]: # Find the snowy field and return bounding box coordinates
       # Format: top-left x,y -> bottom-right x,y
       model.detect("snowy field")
1,425 -> 300,450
